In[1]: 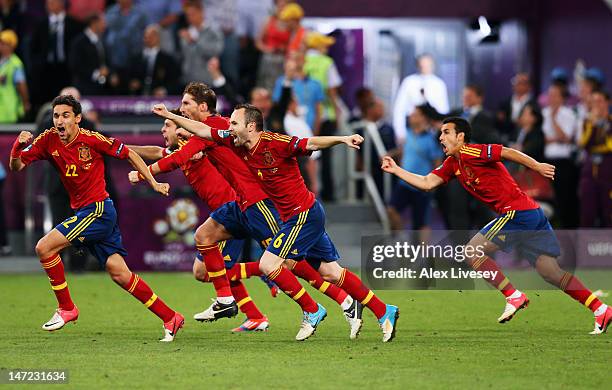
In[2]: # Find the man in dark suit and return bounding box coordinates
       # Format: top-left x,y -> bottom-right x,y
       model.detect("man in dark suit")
68,13 -> 118,95
127,24 -> 181,96
497,73 -> 538,144
30,0 -> 83,106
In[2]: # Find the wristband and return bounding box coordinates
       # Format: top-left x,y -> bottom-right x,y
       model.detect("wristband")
11,138 -> 27,159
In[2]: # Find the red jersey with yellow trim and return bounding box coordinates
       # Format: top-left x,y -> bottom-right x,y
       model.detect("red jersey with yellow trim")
158,138 -> 237,211
432,143 -> 539,214
19,127 -> 130,209
211,129 -> 315,221
185,115 -> 268,211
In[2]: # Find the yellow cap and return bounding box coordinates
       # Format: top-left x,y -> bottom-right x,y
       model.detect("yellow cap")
279,3 -> 304,21
306,32 -> 335,49
0,29 -> 18,49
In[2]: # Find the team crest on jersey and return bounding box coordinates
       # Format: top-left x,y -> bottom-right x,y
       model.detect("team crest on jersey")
263,150 -> 275,166
78,145 -> 92,161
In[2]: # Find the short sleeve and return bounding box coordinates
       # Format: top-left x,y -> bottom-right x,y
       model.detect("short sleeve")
19,132 -> 50,165
460,144 -> 502,164
210,128 -> 235,147
313,80 -> 325,103
286,136 -> 311,157
157,137 -> 206,173
89,132 -> 130,159
431,157 -> 456,183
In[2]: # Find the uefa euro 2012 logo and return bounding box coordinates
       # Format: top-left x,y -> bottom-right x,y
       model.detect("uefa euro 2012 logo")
152,199 -> 199,245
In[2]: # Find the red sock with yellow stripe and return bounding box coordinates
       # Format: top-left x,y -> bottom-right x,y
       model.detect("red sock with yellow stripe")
336,269 -> 386,319
292,260 -> 349,305
197,243 -> 233,299
40,253 -> 74,311
267,266 -> 318,313
559,272 -> 603,313
227,262 -> 262,281
471,255 -> 516,297
230,280 -> 264,319
123,273 -> 175,322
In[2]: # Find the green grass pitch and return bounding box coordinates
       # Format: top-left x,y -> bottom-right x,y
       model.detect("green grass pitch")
1,271 -> 610,389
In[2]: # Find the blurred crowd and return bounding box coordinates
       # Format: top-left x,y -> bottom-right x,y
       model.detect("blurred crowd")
0,0 -> 610,261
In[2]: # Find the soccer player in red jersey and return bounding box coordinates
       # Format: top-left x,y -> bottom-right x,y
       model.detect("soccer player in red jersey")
152,103 -> 400,342
382,117 -> 611,334
128,110 -> 270,332
8,95 -> 185,341
175,83 -> 363,339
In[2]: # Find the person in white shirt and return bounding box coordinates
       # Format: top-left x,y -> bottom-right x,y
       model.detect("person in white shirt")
393,54 -> 449,143
542,82 -> 579,227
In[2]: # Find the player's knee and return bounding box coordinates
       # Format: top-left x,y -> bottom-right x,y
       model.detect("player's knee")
109,269 -> 130,286
194,223 -> 218,246
35,238 -> 52,258
318,264 -> 341,283
259,260 -> 276,275
193,261 -> 208,282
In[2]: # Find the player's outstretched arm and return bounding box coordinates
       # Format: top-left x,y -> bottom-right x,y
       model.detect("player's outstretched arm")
151,104 -> 213,139
127,149 -> 170,196
9,131 -> 33,172
306,134 -> 364,151
127,144 -> 165,161
381,156 -> 444,191
501,146 -> 555,180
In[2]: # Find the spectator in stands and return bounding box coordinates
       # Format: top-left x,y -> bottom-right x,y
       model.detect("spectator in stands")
272,51 -> 324,135
204,0 -> 240,88
251,84 -> 291,133
511,102 -> 545,162
255,0 -> 291,91
69,13 -> 116,95
304,31 -> 342,200
207,56 -> 241,111
279,2 -> 306,56
135,0 -> 182,54
386,104 -> 441,235
178,0 -> 223,85
578,90 -> 612,227
393,54 -> 449,143
576,67 -> 605,133
29,0 -> 81,107
236,0 -> 273,96
543,82 -> 579,228
127,24 -> 181,97
350,86 -> 374,123
0,29 -> 29,123
105,0 -> 148,91
451,84 -> 499,144
67,0 -> 105,23
497,72 -> 537,144
0,0 -> 24,41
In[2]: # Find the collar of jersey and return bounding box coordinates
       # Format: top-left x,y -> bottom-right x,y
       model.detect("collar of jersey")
249,132 -> 264,155
62,127 -> 81,148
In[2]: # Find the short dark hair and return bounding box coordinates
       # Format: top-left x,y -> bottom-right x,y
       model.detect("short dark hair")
550,81 -> 569,99
52,94 -> 82,116
442,116 -> 472,142
465,83 -> 484,98
86,12 -> 102,26
183,82 -> 217,113
519,102 -> 543,129
592,89 -> 610,101
234,103 -> 264,131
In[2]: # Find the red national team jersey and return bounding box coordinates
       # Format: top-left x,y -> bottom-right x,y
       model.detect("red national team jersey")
195,115 -> 268,211
432,143 -> 539,214
211,130 -> 315,221
157,138 -> 237,211
19,128 -> 130,209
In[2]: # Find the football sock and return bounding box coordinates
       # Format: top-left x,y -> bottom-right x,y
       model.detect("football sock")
559,272 -> 603,313
230,280 -> 264,319
291,260 -> 349,306
471,255 -> 516,297
227,262 -> 262,281
196,243 -> 233,301
40,253 -> 75,311
336,269 -> 386,319
267,266 -> 318,313
123,273 -> 175,322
